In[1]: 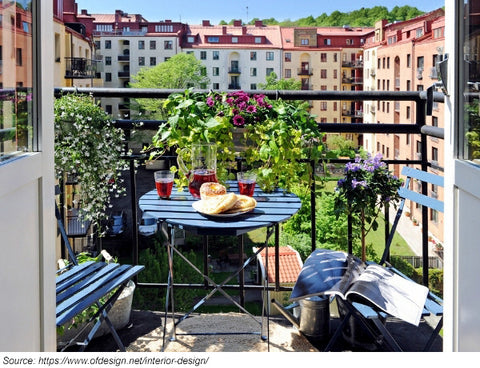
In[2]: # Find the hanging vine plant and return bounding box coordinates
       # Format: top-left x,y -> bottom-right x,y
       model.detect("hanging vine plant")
54,94 -> 129,232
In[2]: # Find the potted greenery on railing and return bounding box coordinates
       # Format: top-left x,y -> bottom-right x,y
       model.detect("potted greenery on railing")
149,89 -> 324,193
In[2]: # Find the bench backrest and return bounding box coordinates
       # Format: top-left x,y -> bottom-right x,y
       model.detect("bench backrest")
380,166 -> 444,265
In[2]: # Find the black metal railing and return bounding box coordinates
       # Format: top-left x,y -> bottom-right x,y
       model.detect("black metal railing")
54,87 -> 445,287
64,57 -> 101,79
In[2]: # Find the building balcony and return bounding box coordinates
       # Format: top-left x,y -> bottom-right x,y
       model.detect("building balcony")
297,68 -> 313,76
118,71 -> 130,78
52,86 -> 445,353
228,67 -> 241,74
228,83 -> 241,90
118,55 -> 130,62
64,57 -> 101,79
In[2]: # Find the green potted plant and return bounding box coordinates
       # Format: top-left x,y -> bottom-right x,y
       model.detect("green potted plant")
54,94 -> 129,233
150,89 -> 324,193
334,154 -> 403,262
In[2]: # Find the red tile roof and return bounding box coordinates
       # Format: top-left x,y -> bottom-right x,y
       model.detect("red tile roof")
258,246 -> 303,284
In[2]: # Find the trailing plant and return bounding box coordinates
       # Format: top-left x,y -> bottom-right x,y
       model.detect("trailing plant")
54,94 -> 129,232
150,89 -> 324,193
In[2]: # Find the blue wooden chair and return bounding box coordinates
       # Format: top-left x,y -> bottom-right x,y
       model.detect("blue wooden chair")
324,166 -> 444,351
55,201 -> 144,352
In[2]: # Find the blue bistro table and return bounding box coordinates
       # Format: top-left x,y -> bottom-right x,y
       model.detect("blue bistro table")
138,181 -> 301,348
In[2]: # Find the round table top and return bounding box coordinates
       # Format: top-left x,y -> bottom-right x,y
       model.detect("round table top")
138,181 -> 302,236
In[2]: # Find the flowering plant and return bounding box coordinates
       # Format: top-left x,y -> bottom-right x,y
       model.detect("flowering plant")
153,89 -> 323,192
54,94 -> 129,233
334,153 -> 403,261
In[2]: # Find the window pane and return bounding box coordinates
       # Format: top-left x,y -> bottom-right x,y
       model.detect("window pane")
463,1 -> 480,163
0,1 -> 34,162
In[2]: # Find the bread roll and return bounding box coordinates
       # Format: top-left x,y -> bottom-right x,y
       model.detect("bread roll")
224,194 -> 257,213
200,182 -> 227,200
196,192 -> 238,214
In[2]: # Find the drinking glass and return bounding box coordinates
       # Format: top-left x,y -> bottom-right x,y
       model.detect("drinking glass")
237,171 -> 256,196
154,170 -> 174,199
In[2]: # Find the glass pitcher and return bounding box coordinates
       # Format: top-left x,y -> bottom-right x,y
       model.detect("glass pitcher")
177,143 -> 218,198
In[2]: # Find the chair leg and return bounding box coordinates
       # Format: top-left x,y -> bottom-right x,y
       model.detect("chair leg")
423,316 -> 443,351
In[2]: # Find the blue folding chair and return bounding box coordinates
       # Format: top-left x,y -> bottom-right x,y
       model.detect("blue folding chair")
55,200 -> 144,351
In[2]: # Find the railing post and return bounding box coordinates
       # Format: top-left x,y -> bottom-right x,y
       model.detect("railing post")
417,98 -> 430,287
310,159 -> 316,253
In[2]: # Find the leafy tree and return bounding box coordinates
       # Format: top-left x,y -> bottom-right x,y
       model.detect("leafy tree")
258,72 -> 301,91
129,53 -> 209,119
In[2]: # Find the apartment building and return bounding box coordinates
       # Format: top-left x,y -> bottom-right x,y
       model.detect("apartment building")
53,0 -> 101,88
363,9 -> 445,242
183,20 -> 283,91
80,9 -> 185,118
280,26 -> 371,133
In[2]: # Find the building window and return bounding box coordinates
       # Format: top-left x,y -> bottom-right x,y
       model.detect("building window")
212,83 -> 219,89
105,72 -> 112,82
430,209 -> 439,223
416,28 -> 424,38
213,51 -> 219,60
105,56 -> 112,66
200,51 -> 207,60
324,39 -> 331,45
138,40 -> 145,49
320,102 -> 327,111
164,40 -> 173,49
250,51 -> 257,60
285,52 -> 291,62
255,37 -> 262,43
407,54 -> 411,67
432,147 -> 439,164
212,67 -> 219,76
232,37 -> 238,43
250,67 -> 257,77
266,52 -> 274,61
321,69 -> 327,78
333,69 -> 337,79
301,38 -> 309,45
406,106 -> 411,119
150,40 -> 156,50
105,105 -> 113,115
155,24 -> 173,32
188,36 -> 195,43
150,57 -> 156,66
333,102 -> 337,111
346,39 -> 354,45
138,57 -> 145,66
406,80 -> 411,91
432,116 -> 439,127
208,36 -> 219,43
250,83 -> 257,90
284,69 -> 291,78
417,56 -> 424,69
333,53 -> 337,62
321,53 -> 327,62
266,68 -> 274,76
105,40 -> 111,49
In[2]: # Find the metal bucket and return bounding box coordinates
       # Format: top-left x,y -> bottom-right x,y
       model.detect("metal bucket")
298,296 -> 330,340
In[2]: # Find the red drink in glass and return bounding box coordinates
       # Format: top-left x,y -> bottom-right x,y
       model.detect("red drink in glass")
189,169 -> 217,198
156,180 -> 174,199
238,180 -> 256,196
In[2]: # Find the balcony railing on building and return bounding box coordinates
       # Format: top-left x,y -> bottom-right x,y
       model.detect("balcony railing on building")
228,67 -> 241,74
64,57 -> 101,79
228,83 -> 241,89
297,68 -> 313,76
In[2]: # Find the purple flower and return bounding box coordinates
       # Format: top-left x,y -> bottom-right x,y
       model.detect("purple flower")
352,179 -> 367,189
206,96 -> 215,107
246,105 -> 257,113
337,179 -> 345,187
233,115 -> 245,126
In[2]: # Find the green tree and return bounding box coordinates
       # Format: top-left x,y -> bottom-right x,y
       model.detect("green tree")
258,72 -> 301,90
130,53 -> 209,119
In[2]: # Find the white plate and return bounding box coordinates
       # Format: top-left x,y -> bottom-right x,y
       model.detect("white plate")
192,201 -> 253,217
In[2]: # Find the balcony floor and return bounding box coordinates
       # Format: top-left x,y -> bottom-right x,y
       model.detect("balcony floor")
81,309 -> 442,352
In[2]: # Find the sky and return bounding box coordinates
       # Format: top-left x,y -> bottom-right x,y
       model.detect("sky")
74,0 -> 445,25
